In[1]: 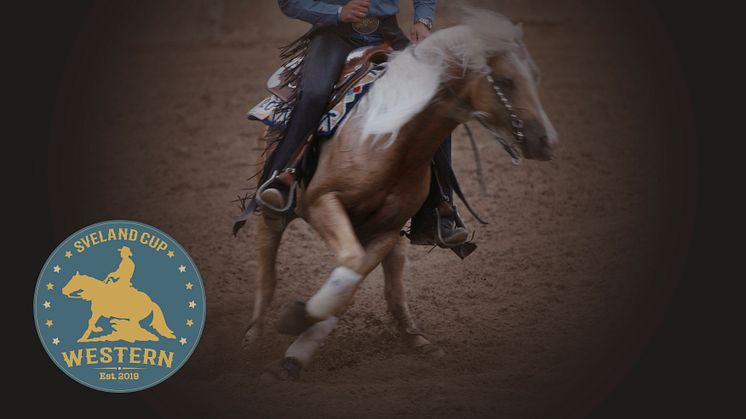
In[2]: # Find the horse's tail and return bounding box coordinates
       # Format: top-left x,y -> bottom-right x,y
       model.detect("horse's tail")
150,302 -> 176,339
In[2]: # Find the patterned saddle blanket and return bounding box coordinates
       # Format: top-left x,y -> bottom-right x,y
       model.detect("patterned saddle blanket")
247,62 -> 387,137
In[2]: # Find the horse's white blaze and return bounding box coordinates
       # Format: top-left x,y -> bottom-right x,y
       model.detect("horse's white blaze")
539,106 -> 558,145
511,52 -> 558,145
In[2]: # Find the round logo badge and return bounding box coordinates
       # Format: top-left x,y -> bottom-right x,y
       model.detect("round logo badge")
33,220 -> 205,392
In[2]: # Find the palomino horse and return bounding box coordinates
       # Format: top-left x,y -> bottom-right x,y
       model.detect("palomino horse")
62,272 -> 176,343
243,10 -> 558,380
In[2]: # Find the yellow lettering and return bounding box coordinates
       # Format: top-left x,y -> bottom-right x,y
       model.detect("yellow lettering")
90,232 -> 99,246
129,229 -> 138,241
79,236 -> 90,250
129,347 -> 141,364
107,228 -> 117,241
157,241 -> 168,252
118,228 -> 128,240
143,348 -> 157,366
61,347 -> 173,369
114,347 -> 127,363
99,347 -> 112,364
140,232 -> 150,246
85,347 -> 98,365
74,240 -> 84,253
61,350 -> 83,367
157,351 -> 174,368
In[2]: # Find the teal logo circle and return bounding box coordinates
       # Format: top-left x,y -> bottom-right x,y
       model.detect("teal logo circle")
34,220 -> 206,392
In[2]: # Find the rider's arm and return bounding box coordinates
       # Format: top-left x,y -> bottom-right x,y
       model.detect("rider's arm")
413,0 -> 435,26
278,0 -> 342,25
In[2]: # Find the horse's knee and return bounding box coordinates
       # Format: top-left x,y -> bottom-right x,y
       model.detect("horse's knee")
337,244 -> 365,271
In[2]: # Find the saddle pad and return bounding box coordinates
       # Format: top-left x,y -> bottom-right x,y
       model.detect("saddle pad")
248,63 -> 387,137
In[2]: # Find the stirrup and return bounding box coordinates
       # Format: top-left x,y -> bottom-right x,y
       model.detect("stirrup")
434,206 -> 470,249
255,170 -> 299,215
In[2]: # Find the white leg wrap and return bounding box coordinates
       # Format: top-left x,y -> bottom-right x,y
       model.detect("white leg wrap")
306,266 -> 362,319
285,316 -> 338,366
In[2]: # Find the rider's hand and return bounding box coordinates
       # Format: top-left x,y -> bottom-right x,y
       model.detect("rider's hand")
340,0 -> 369,23
409,21 -> 431,43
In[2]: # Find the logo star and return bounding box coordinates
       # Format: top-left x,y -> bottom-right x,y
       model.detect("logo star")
178,265 -> 186,273
167,250 -> 175,258
64,251 -> 72,259
186,319 -> 194,327
46,282 -> 54,290
53,265 -> 61,273
45,319 -> 54,328
43,301 -> 51,309
185,282 -> 193,290
179,337 -> 187,346
188,300 -> 196,309
52,337 -> 60,346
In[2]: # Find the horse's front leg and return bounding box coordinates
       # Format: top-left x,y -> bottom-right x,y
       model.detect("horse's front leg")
276,193 -> 399,335
264,193 -> 399,380
382,238 -> 444,358
78,311 -> 102,342
242,214 -> 286,348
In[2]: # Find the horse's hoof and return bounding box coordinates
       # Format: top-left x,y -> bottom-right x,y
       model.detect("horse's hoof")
416,343 -> 445,359
91,327 -> 103,333
276,301 -> 316,335
260,357 -> 302,382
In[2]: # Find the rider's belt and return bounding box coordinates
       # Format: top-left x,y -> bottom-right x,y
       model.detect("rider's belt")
344,15 -> 397,35
352,17 -> 380,34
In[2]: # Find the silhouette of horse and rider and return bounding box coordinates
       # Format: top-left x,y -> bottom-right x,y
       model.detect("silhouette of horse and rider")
62,246 -> 175,343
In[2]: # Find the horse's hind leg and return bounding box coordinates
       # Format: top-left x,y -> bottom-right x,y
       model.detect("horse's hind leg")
382,238 -> 445,358
242,215 -> 285,348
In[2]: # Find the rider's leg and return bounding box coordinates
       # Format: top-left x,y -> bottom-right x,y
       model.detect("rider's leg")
260,28 -> 356,210
409,135 -> 469,247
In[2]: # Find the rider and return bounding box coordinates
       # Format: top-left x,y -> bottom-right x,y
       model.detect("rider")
259,0 -> 468,246
105,246 -> 135,288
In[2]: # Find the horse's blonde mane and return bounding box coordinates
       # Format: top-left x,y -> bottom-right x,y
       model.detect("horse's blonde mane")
360,8 -> 523,136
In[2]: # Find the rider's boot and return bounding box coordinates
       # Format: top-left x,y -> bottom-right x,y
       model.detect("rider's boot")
408,197 -> 469,248
257,169 -> 297,230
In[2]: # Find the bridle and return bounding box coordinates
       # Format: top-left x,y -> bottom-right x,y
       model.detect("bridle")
446,71 -> 527,165
476,73 -> 526,165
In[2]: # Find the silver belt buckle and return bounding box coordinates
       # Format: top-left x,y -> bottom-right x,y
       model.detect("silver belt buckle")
352,17 -> 380,35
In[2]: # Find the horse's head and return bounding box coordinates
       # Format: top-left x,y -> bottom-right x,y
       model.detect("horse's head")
62,271 -> 94,300
453,9 -> 558,161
